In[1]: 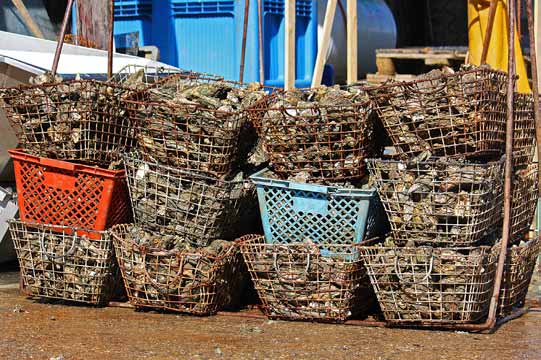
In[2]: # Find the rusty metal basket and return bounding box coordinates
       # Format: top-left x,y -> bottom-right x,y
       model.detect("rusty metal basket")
110,65 -> 224,89
366,67 -> 508,160
0,79 -> 136,167
499,235 -> 541,317
123,152 -> 257,247
239,234 -> 377,323
247,88 -> 381,183
359,242 -> 499,324
125,74 -> 269,178
513,93 -> 536,169
510,164 -> 538,244
111,224 -> 243,315
9,220 -> 117,305
366,158 -> 504,247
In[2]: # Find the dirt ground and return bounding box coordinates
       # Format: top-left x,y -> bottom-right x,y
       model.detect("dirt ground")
1,271 -> 540,360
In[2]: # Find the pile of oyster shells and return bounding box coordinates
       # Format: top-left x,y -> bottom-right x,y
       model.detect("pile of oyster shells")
367,157 -> 504,246
367,64 -> 507,159
498,236 -> 541,316
124,153 -> 256,247
133,79 -> 268,176
12,224 -> 116,304
359,237 -> 499,322
255,86 -> 382,183
240,236 -> 375,322
0,72 -> 137,168
112,224 -> 244,314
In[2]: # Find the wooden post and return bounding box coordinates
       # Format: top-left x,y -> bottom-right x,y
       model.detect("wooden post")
284,0 -> 296,90
11,0 -> 45,39
311,0 -> 337,88
347,0 -> 358,84
257,0 -> 264,84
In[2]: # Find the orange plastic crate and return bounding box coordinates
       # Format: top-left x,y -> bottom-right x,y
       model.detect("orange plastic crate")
9,149 -> 131,238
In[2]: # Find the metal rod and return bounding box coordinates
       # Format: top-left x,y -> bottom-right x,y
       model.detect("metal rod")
257,0 -> 264,85
527,0 -> 541,196
481,0 -> 498,64
51,0 -> 74,76
485,0 -> 516,328
517,0 -> 522,41
240,0 -> 250,83
108,0 -> 114,79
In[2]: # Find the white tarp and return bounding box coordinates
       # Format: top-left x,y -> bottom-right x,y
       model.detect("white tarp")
0,30 -> 177,76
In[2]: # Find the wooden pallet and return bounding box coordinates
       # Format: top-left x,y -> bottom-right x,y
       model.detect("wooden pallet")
366,46 -> 468,83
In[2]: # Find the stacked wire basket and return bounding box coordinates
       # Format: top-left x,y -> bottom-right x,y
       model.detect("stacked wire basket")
362,67 -> 540,324
1,63 -> 539,327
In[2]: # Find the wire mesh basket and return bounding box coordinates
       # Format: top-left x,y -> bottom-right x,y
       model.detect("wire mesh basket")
366,67 -> 508,160
367,158 -> 504,247
109,65 -> 224,89
0,79 -> 136,167
123,152 -> 257,247
9,220 -> 117,305
359,242 -> 499,324
247,87 -> 381,182
239,234 -> 376,323
513,93 -> 536,169
111,224 -> 243,315
499,235 -> 541,317
125,74 -> 269,178
510,164 -> 538,244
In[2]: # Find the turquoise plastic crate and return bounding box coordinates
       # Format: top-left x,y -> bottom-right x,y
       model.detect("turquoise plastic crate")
251,169 -> 384,245
154,0 -> 317,87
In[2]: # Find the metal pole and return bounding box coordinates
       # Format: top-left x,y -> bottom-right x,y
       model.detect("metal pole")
51,0 -> 74,76
485,0 -> 516,326
108,0 -> 114,79
240,0 -> 250,83
481,0 -> 498,64
527,0 -> 541,196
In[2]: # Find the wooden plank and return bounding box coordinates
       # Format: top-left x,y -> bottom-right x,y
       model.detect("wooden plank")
11,0 -> 45,39
376,46 -> 468,55
75,0 -> 111,50
376,53 -> 466,60
375,57 -> 395,75
284,0 -> 296,90
366,73 -> 417,84
347,0 -> 358,84
311,0 -> 337,87
425,58 -> 451,66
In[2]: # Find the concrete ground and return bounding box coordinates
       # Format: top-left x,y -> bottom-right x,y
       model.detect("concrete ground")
1,268 -> 541,360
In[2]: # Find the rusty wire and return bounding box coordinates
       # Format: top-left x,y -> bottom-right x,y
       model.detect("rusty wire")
239,235 -> 377,323
366,67 -> 508,160
359,242 -> 500,324
9,220 -> 117,305
111,224 -> 243,315
366,158 -> 504,247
